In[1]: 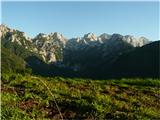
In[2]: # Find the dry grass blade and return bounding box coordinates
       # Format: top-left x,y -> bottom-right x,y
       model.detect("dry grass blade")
35,77 -> 64,120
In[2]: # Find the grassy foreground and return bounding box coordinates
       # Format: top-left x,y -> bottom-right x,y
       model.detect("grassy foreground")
1,73 -> 160,120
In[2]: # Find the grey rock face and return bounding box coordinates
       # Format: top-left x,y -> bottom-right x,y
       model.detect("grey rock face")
65,33 -> 149,51
0,25 -> 66,63
0,24 -> 35,51
1,24 -> 150,64
33,32 -> 67,63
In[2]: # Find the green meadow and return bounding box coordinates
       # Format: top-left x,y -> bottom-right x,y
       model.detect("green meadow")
1,73 -> 160,120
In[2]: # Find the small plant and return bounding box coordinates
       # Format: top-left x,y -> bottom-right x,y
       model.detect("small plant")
1,73 -> 160,119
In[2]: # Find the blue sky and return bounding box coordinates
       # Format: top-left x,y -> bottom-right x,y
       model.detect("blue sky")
1,1 -> 159,40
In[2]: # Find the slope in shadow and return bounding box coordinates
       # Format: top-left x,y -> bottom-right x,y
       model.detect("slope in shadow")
104,41 -> 160,78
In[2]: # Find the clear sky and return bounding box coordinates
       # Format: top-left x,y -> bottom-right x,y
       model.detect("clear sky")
1,1 -> 159,40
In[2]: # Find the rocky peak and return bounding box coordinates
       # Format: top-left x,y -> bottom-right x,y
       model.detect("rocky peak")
83,33 -> 97,41
104,34 -> 149,47
47,32 -> 66,45
0,24 -> 8,31
0,24 -> 32,44
98,33 -> 111,42
138,37 -> 150,46
1,24 -> 151,64
32,32 -> 67,63
75,37 -> 81,42
110,33 -> 123,41
139,36 -> 149,42
122,35 -> 149,47
36,33 -> 47,38
0,24 -> 11,38
52,32 -> 62,39
123,35 -> 135,42
34,32 -> 67,45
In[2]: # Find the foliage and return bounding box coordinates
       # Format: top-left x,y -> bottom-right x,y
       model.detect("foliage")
107,41 -> 160,78
1,46 -> 26,73
1,73 -> 160,119
1,40 -> 50,75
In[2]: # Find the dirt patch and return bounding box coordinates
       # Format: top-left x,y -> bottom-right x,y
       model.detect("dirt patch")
1,86 -> 16,93
19,99 -> 38,111
69,84 -> 90,92
41,104 -> 78,119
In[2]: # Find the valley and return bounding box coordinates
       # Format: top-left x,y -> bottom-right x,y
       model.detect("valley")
1,1 -> 159,119
1,24 -> 159,79
1,24 -> 160,119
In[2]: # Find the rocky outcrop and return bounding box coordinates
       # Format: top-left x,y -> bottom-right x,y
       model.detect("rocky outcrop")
0,24 -> 36,51
65,33 -> 149,51
63,33 -> 149,72
1,24 -> 150,65
1,25 -> 67,63
33,32 -> 67,63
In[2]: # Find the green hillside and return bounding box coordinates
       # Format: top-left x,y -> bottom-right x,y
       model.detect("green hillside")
1,46 -> 26,73
104,41 -> 160,78
1,41 -> 51,75
1,73 -> 160,120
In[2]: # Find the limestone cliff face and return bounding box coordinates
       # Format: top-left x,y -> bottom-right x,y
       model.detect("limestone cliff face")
65,33 -> 149,51
1,25 -> 67,63
1,24 -> 150,65
63,33 -> 149,71
33,32 -> 67,63
0,24 -> 36,51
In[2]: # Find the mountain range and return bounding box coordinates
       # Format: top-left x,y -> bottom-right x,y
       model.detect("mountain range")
1,24 -> 159,78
